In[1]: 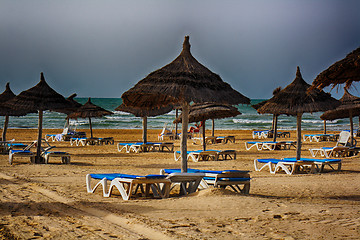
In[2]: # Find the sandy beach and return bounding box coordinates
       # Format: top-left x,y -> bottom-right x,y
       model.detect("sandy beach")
0,128 -> 359,239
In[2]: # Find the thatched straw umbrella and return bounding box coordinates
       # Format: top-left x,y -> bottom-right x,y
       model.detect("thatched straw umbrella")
0,83 -> 31,141
174,103 -> 241,150
67,98 -> 113,139
257,66 -> 340,160
321,89 -> 360,145
4,73 -> 73,163
54,93 -> 83,129
312,46 -> 360,90
121,36 -> 250,172
252,87 -> 282,141
115,103 -> 173,143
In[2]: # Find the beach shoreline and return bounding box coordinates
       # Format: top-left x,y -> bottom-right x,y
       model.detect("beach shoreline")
0,128 -> 359,239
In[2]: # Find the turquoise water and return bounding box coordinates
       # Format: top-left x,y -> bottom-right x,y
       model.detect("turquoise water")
0,98 -> 353,131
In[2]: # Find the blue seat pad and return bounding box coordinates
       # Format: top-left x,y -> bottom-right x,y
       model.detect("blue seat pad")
256,158 -> 283,164
11,150 -> 31,153
90,173 -> 167,180
163,168 -> 249,174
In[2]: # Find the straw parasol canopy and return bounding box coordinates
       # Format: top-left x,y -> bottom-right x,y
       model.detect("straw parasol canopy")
252,87 -> 282,141
4,73 -> 73,162
67,98 -> 113,138
115,103 -> 173,143
321,89 -> 360,144
312,46 -> 360,90
55,93 -> 83,115
121,36 -> 250,172
257,66 -> 340,160
0,83 -> 31,141
174,102 -> 241,150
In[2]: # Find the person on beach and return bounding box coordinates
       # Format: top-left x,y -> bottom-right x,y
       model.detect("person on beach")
189,121 -> 203,133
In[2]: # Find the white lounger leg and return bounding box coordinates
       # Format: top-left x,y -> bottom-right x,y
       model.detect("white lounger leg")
86,174 -> 109,197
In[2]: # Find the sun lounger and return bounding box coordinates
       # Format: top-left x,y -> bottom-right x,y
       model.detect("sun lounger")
99,137 -> 114,145
309,131 -> 353,158
216,150 -> 237,160
309,146 -> 350,158
9,150 -> 36,164
151,142 -> 174,152
283,158 -> 341,173
254,158 -> 316,175
245,141 -> 295,151
174,150 -> 219,162
42,149 -> 71,164
70,137 -> 87,146
252,130 -> 269,139
86,173 -> 171,200
303,134 -> 337,142
216,136 -> 235,144
163,172 -> 205,195
161,168 -> 251,194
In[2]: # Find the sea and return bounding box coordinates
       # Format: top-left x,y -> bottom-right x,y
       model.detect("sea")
0,98 -> 354,131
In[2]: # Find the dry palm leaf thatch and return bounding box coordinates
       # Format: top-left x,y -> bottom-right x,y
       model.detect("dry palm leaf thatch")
68,98 -> 113,119
0,83 -> 31,116
67,98 -> 113,138
311,46 -> 360,90
4,72 -> 73,112
115,103 -> 173,117
173,103 -> 240,123
321,89 -> 360,145
257,67 -> 340,116
321,89 -> 360,121
0,83 -> 31,141
258,66 -> 340,160
3,73 -> 73,163
55,93 -> 83,115
121,36 -> 250,109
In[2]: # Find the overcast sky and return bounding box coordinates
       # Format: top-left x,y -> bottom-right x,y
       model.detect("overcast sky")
1,0 -> 360,99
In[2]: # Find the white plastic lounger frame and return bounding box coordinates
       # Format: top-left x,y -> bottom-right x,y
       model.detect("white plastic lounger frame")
107,177 -> 171,200
188,150 -> 219,162
273,160 -> 315,175
86,174 -> 171,200
245,142 -> 263,151
165,172 -> 205,195
43,151 -> 71,164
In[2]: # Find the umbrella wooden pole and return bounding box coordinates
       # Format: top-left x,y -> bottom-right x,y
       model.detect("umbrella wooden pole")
349,110 -> 354,146
202,121 -> 206,151
36,110 -> 43,163
181,103 -> 189,173
142,117 -> 147,143
89,117 -> 93,138
2,115 -> 9,141
296,113 -> 302,160
273,114 -> 278,142
211,119 -> 215,137
175,109 -> 179,139
324,120 -> 327,134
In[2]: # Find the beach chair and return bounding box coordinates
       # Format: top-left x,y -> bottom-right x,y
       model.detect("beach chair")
245,141 -> 265,150
215,150 -> 237,160
99,137 -> 114,145
86,173 -> 171,200
117,142 -> 137,153
162,172 -> 205,195
309,131 -> 352,158
254,158 -> 315,175
151,142 -> 174,152
70,137 -> 87,146
283,158 -> 341,173
216,136 -> 235,144
174,150 -> 219,162
8,141 -> 37,164
158,123 -> 175,141
161,168 -> 251,194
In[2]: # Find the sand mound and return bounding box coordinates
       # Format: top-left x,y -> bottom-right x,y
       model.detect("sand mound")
195,188 -> 238,197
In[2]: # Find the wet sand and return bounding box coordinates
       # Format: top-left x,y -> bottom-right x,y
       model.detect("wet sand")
0,128 -> 359,239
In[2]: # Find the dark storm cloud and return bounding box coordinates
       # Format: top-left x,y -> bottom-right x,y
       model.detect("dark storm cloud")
1,0 -> 360,99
